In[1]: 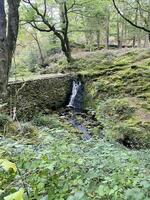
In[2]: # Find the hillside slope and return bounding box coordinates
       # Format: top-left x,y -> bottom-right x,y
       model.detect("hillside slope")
57,48 -> 150,148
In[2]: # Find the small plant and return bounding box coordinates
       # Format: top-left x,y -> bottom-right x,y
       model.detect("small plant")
0,114 -> 11,130
33,114 -> 62,129
21,122 -> 38,138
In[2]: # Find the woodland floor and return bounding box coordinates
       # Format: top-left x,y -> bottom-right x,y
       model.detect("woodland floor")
0,48 -> 150,200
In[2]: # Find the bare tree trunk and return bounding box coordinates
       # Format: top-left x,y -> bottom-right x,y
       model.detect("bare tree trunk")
0,0 -> 8,98
137,31 -> 141,47
132,36 -> 136,48
7,0 -> 20,76
124,21 -> 127,46
147,0 -> 150,44
120,20 -> 124,48
0,0 -> 20,100
96,16 -> 100,49
105,15 -> 110,49
117,15 -> 121,48
59,2 -> 73,63
31,32 -> 45,66
132,5 -> 138,47
60,34 -> 72,63
144,34 -> 149,47
96,30 -> 100,49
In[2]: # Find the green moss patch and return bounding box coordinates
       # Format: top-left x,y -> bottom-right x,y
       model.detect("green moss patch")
81,49 -> 150,148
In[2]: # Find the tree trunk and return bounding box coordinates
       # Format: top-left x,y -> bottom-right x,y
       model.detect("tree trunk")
117,15 -> 121,48
7,0 -> 20,76
137,31 -> 141,47
58,2 -> 72,63
0,0 -> 20,100
61,36 -> 72,63
124,21 -> 127,46
120,20 -> 124,48
96,30 -> 100,49
132,36 -> 136,48
133,5 -> 138,47
144,34 -> 149,47
0,0 -> 8,99
36,36 -> 45,66
31,32 -> 45,66
105,15 -> 110,49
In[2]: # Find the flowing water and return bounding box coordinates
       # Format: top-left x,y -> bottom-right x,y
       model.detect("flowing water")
67,80 -> 92,140
67,80 -> 84,111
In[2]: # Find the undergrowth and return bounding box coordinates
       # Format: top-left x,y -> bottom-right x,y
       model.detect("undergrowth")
0,114 -> 150,200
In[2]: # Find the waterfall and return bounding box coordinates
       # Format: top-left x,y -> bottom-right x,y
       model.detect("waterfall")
67,80 -> 84,111
66,80 -> 92,140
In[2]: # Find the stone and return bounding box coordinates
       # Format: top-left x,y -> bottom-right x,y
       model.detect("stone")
6,73 -> 75,120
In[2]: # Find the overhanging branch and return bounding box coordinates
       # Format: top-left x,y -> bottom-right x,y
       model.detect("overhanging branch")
112,0 -> 150,33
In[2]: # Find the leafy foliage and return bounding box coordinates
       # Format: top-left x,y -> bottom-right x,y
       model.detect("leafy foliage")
0,114 -> 150,200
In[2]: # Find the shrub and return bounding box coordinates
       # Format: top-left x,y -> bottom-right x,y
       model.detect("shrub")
33,114 -> 61,129
0,114 -> 11,130
20,122 -> 38,138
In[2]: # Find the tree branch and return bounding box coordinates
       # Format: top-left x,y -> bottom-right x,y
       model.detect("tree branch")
112,0 -> 150,33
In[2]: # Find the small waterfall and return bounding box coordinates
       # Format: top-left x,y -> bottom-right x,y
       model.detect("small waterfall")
66,80 -> 92,140
67,80 -> 84,111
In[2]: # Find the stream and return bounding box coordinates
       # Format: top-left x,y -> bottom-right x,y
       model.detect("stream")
65,80 -> 94,140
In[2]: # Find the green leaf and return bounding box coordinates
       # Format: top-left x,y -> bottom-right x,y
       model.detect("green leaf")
0,159 -> 17,173
67,191 -> 86,200
97,185 -> 109,197
4,188 -> 24,200
0,189 -> 4,195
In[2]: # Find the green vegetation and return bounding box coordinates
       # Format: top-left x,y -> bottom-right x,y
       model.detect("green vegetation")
0,114 -> 11,130
1,48 -> 150,199
0,114 -> 150,200
0,0 -> 150,198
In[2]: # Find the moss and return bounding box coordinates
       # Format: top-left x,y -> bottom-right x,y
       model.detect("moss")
97,98 -> 135,122
113,120 -> 150,148
89,97 -> 150,148
0,120 -> 37,139
133,49 -> 150,61
113,52 -> 136,66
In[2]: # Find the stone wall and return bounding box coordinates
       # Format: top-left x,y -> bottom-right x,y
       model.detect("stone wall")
7,74 -> 74,119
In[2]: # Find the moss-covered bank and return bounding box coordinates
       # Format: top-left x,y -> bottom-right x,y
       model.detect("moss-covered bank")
56,49 -> 150,148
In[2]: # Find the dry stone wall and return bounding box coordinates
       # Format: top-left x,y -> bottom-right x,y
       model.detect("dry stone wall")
7,74 -> 75,119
